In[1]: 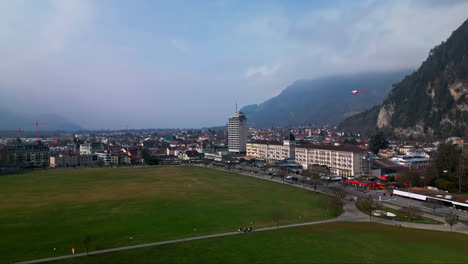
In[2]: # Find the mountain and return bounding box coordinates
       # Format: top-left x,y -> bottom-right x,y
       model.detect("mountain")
240,70 -> 410,128
340,19 -> 468,139
0,108 -> 82,131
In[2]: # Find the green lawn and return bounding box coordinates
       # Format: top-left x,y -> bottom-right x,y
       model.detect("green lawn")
0,166 -> 336,263
356,201 -> 441,224
373,206 -> 442,225
50,222 -> 468,264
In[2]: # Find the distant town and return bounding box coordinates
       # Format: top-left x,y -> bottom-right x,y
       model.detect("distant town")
1,111 -> 466,200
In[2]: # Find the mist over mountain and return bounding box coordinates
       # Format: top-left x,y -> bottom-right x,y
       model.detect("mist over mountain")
240,70 -> 410,128
340,19 -> 468,139
0,108 -> 81,132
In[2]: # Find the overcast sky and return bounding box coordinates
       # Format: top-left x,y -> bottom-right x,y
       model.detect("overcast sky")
1,0 -> 467,129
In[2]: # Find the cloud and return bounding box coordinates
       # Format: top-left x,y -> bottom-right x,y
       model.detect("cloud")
171,38 -> 190,53
240,0 -> 468,80
244,64 -> 281,78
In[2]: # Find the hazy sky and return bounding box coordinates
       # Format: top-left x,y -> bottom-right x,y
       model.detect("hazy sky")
1,0 -> 467,129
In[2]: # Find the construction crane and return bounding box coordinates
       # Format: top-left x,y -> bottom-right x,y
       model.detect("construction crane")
33,121 -> 47,139
17,128 -> 24,138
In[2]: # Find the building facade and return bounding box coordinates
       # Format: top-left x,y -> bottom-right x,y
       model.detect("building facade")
50,153 -> 79,168
246,132 -> 296,163
0,143 -> 50,168
228,111 -> 247,153
295,144 -> 370,177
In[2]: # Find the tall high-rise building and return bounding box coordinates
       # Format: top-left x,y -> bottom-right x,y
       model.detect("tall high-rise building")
228,111 -> 247,153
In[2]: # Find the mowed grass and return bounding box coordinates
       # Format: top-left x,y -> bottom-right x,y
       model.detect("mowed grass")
51,222 -> 468,264
0,166 -> 335,263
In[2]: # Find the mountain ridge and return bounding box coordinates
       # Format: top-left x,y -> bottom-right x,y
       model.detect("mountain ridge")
241,70 -> 411,128
340,18 -> 468,139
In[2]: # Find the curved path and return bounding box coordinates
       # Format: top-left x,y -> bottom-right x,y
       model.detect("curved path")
13,166 -> 468,264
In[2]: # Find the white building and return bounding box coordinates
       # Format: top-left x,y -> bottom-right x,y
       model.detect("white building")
228,111 -> 247,153
80,144 -> 92,155
295,144 -> 370,177
246,132 -> 296,163
390,155 -> 430,169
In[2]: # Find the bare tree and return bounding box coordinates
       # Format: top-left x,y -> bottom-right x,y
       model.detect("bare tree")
427,199 -> 442,214
357,196 -> 380,221
277,166 -> 288,182
272,208 -> 286,227
398,206 -> 423,222
444,211 -> 459,231
328,188 -> 347,212
83,235 -> 96,255
396,168 -> 422,187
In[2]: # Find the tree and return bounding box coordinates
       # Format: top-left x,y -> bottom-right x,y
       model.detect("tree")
429,144 -> 465,192
303,170 -> 322,190
83,235 -> 96,255
225,162 -> 232,173
272,208 -> 286,227
369,131 -> 388,154
277,166 -> 288,182
398,206 -> 423,222
444,211 -> 458,231
396,168 -> 422,187
141,148 -> 158,165
427,199 -> 442,214
357,196 -> 380,221
328,188 -> 347,212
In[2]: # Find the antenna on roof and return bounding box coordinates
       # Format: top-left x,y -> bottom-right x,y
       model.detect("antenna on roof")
235,102 -> 238,113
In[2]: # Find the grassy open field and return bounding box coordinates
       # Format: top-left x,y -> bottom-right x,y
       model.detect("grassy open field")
51,222 -> 468,264
0,166 -> 336,263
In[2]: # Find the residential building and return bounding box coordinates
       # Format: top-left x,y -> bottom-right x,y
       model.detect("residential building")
295,144 -> 370,177
0,142 -> 50,168
80,143 -> 92,155
119,154 -> 131,165
228,111 -> 247,153
398,145 -> 416,155
80,154 -> 97,166
378,148 -> 398,158
406,149 -> 430,158
196,140 -> 214,153
246,132 -> 296,163
178,150 -> 201,160
50,152 -> 79,168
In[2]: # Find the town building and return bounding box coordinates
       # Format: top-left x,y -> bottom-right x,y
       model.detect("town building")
246,132 -> 296,163
295,144 -> 370,177
50,152 -> 79,168
370,158 -> 405,178
378,148 -> 398,158
178,150 -> 201,161
228,111 -> 247,154
80,143 -> 92,155
79,154 -> 98,166
196,140 -> 214,153
0,142 -> 50,168
390,155 -> 430,169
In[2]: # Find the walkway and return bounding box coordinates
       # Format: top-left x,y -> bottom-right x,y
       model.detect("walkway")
15,219 -> 337,264
13,166 -> 468,264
